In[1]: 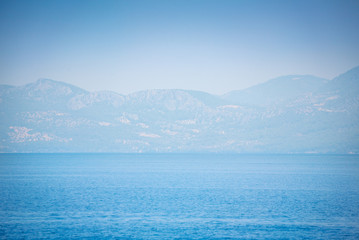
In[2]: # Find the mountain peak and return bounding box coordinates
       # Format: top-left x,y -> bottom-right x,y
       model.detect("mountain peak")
24,78 -> 87,96
36,78 -> 58,84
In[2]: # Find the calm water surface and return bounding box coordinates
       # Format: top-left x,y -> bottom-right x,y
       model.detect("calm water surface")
0,153 -> 358,239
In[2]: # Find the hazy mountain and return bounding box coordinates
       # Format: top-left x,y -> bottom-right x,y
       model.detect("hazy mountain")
223,75 -> 329,107
1,67 -> 358,153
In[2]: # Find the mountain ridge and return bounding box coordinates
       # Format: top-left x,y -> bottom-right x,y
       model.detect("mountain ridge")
222,75 -> 329,107
1,66 -> 358,153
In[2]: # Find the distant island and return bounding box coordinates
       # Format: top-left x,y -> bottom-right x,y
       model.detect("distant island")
1,66 -> 358,153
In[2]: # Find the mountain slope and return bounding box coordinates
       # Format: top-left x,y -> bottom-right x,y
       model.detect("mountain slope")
318,66 -> 359,97
223,75 -> 328,107
0,66 -> 358,153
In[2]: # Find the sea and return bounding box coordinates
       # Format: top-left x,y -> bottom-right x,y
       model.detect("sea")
0,153 -> 358,239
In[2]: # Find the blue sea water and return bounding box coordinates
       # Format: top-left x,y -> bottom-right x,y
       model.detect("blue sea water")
0,153 -> 358,239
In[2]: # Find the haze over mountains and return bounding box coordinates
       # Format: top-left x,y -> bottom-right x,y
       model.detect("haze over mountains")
1,66 -> 358,153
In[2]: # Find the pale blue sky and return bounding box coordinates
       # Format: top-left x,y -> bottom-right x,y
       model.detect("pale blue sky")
1,0 -> 358,94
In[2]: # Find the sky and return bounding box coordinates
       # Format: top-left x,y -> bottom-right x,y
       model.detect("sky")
0,0 -> 359,95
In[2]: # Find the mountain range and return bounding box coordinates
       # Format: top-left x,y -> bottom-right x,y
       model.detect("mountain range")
1,66 -> 358,153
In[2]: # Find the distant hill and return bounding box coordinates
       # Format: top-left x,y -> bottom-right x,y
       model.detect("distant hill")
222,75 -> 328,107
1,66 -> 358,153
